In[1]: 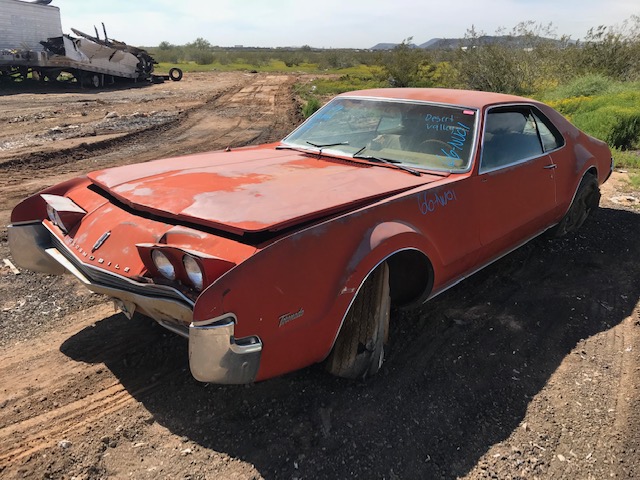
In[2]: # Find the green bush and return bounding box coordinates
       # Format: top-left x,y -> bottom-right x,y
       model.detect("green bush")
302,98 -> 321,118
377,38 -> 426,87
612,148 -> 640,169
546,84 -> 640,150
578,106 -> 640,149
192,51 -> 215,65
546,74 -> 612,99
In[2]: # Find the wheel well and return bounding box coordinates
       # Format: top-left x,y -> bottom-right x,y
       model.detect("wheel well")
386,250 -> 433,308
586,166 -> 598,178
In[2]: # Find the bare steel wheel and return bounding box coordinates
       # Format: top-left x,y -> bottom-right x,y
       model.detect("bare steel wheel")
325,262 -> 390,379
550,173 -> 600,237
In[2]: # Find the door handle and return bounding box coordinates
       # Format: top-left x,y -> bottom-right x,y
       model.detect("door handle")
544,164 -> 557,169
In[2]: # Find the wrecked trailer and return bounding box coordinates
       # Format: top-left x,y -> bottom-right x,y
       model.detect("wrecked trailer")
0,0 -> 181,87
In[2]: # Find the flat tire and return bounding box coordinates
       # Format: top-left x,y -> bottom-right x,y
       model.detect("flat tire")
325,262 -> 390,379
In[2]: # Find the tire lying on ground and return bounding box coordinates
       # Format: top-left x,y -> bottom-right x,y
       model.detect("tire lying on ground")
169,68 -> 183,82
325,262 -> 391,379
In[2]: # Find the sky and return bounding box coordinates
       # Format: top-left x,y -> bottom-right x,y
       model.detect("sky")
51,0 -> 639,48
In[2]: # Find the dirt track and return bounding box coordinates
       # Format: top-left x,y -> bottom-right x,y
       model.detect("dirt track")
0,73 -> 638,480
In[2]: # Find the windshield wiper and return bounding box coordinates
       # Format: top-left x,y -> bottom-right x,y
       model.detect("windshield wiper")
306,141 -> 349,148
352,147 -> 421,177
275,145 -> 311,153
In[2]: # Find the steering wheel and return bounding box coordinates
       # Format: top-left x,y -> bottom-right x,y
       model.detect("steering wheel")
417,139 -> 450,153
418,139 -> 465,168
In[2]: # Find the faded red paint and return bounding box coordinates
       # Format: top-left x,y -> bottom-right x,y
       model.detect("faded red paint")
88,146 -> 438,233
10,89 -> 613,382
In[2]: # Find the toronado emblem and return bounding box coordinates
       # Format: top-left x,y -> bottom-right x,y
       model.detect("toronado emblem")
279,308 -> 304,327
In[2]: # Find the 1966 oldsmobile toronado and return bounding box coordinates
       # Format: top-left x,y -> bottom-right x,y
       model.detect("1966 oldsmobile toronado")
8,88 -> 612,383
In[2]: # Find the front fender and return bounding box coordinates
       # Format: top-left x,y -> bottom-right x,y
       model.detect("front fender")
343,221 -> 441,296
191,216 -> 439,381
10,176 -> 90,224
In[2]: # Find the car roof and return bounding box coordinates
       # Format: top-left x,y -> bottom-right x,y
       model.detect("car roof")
339,88 -> 536,110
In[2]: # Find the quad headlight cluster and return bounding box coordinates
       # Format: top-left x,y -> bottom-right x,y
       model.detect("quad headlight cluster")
151,250 -> 176,280
150,248 -> 205,291
182,254 -> 204,291
139,244 -> 237,294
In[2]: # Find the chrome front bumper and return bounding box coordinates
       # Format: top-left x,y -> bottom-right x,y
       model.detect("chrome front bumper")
189,315 -> 262,384
8,222 -> 262,384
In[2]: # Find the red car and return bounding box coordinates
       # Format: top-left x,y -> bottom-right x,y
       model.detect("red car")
8,89 -> 612,383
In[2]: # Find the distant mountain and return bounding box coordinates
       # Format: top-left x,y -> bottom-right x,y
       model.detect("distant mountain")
370,42 -> 418,50
372,35 -> 569,51
370,43 -> 397,51
418,38 -> 443,49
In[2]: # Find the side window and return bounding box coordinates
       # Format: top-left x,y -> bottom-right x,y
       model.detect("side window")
481,108 -> 544,171
532,109 -> 565,152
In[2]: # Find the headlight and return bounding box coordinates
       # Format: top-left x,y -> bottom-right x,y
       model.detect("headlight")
41,194 -> 86,234
152,250 -> 176,280
46,203 -> 63,227
183,254 -> 204,291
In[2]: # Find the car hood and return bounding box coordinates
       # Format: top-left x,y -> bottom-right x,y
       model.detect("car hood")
88,146 -> 441,234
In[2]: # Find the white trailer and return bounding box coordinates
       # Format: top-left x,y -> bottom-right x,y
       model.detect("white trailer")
0,0 -> 62,51
0,0 -> 172,87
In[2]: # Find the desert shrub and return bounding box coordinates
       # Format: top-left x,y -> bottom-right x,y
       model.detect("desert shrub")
455,22 -> 572,95
612,148 -> 640,169
578,106 -> 640,149
191,51 -> 215,65
307,74 -> 384,96
377,38 -> 427,87
153,48 -> 182,64
418,61 -> 461,88
317,51 -> 356,70
548,86 -> 640,150
283,53 -> 305,67
302,98 -> 321,118
546,74 -> 612,99
576,17 -> 640,81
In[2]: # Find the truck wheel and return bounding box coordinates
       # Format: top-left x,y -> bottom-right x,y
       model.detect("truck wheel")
90,74 -> 101,88
169,68 -> 183,81
325,262 -> 390,379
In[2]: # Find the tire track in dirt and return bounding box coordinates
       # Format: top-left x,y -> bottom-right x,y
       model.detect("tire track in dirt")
0,73 -> 300,237
0,304 -> 170,468
0,74 -> 301,476
133,74 -> 299,158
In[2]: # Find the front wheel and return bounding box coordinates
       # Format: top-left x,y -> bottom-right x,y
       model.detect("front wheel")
550,173 -> 600,237
325,262 -> 390,379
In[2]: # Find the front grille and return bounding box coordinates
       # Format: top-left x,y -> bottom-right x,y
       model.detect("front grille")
49,232 -> 194,307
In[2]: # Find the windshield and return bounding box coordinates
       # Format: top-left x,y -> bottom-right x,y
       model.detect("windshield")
282,97 -> 478,172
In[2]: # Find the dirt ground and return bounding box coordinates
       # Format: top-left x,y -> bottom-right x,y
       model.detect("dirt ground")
0,72 -> 638,480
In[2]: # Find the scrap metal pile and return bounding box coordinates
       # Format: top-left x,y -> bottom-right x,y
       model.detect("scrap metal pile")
0,0 -> 180,87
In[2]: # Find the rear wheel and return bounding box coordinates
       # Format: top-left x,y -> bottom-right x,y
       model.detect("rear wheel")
550,173 -> 600,237
90,74 -> 101,88
325,262 -> 390,379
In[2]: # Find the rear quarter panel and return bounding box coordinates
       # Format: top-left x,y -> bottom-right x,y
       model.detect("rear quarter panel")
538,104 -> 612,215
